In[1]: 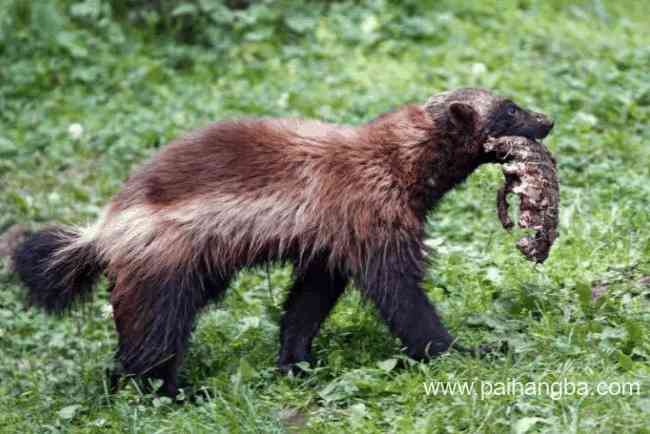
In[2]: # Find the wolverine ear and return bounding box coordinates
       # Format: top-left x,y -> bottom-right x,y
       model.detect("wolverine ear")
448,102 -> 477,130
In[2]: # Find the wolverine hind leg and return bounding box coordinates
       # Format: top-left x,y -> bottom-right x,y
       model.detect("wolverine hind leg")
110,266 -> 229,398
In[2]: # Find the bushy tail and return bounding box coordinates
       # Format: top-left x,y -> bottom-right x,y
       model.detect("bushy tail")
12,226 -> 102,314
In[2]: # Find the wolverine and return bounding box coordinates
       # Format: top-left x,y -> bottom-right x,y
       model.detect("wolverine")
13,88 -> 554,397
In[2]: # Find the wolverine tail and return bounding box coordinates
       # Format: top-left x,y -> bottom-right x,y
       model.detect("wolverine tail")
12,226 -> 103,313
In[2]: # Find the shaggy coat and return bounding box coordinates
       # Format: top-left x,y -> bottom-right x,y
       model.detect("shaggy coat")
13,88 -> 554,397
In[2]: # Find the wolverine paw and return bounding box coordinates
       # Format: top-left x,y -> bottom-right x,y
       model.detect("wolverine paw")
278,353 -> 316,376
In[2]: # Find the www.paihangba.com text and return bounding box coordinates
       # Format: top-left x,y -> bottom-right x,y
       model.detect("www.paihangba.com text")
423,378 -> 641,401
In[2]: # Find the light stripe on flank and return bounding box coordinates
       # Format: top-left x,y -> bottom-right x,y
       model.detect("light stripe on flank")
56,192 -> 300,278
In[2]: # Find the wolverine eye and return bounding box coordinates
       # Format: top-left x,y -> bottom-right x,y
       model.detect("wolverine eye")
507,106 -> 517,116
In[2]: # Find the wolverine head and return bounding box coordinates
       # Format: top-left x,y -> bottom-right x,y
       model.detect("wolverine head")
425,88 -> 554,142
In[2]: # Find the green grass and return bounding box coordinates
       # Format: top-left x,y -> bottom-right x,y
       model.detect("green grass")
1,0 -> 650,432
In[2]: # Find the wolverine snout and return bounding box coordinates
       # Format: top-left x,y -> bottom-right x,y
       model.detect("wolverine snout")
532,112 -> 554,139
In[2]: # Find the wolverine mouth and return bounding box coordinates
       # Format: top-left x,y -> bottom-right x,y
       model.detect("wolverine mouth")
530,112 -> 555,140
539,121 -> 554,139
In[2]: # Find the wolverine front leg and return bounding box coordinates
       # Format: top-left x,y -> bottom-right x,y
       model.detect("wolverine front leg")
278,258 -> 348,374
356,238 -> 456,359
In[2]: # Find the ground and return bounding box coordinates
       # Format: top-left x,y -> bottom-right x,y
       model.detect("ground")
1,1 -> 649,432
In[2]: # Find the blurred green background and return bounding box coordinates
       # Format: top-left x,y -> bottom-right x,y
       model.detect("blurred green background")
1,1 -> 649,432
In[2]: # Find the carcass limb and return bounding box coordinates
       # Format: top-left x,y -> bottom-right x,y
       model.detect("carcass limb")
485,136 -> 560,263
